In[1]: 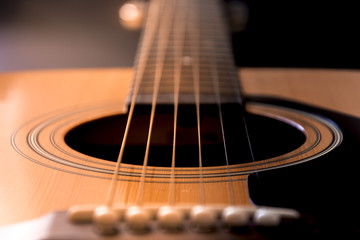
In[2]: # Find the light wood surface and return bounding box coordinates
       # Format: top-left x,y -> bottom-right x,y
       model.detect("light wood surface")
0,67 -> 359,225
0,68 -> 131,225
240,68 -> 360,118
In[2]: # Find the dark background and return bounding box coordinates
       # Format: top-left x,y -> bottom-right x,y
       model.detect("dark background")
0,0 -> 359,72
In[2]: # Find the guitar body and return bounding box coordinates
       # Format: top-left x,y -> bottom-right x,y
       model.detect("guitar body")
1,68 -> 360,238
0,68 -> 132,225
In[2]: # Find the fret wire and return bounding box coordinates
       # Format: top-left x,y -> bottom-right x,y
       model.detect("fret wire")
133,2 -> 239,102
139,77 -> 238,84
139,84 -> 239,91
140,79 -> 238,85
142,46 -> 233,58
142,68 -> 237,76
141,62 -> 239,69
144,58 -> 235,67
138,86 -> 240,94
143,36 -> 232,44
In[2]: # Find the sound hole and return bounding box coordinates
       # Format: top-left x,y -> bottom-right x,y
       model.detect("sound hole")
65,103 -> 306,167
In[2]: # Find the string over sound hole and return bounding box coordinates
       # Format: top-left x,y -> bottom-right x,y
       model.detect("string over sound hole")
65,103 -> 306,168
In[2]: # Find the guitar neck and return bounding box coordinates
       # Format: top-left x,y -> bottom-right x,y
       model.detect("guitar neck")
130,0 -> 242,104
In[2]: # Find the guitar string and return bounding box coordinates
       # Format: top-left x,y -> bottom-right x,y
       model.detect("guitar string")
207,0 -> 236,205
105,0 -> 162,207
168,0 -> 188,206
218,3 -> 258,183
207,42 -> 236,205
106,0 -> 252,209
188,0 -> 206,205
221,18 -> 258,178
136,0 -> 174,206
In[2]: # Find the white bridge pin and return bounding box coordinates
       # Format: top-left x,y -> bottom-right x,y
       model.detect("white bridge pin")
92,205 -> 118,235
190,205 -> 217,232
125,206 -> 151,232
253,207 -> 300,226
157,206 -> 184,231
254,209 -> 281,226
222,206 -> 252,227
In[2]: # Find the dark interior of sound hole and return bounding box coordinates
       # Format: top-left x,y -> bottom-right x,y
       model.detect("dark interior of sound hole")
65,104 -> 306,167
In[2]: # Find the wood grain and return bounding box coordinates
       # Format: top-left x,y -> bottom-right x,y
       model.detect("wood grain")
240,68 -> 360,118
0,68 -> 357,225
0,68 -> 131,225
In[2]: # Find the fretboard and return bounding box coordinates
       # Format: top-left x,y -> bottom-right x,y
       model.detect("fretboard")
130,0 -> 242,104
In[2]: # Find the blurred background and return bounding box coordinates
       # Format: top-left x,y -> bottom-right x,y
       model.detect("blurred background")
0,0 -> 359,72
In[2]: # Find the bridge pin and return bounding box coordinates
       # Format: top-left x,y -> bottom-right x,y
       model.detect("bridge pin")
190,205 -> 216,232
92,205 -> 118,235
157,206 -> 184,231
253,208 -> 281,226
222,206 -> 251,227
125,206 -> 151,232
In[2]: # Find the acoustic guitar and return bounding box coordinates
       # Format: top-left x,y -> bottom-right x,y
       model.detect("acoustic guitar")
1,0 -> 360,239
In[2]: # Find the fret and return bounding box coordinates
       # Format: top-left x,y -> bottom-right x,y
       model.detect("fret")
138,84 -> 239,94
143,50 -> 233,61
139,35 -> 232,45
140,74 -> 238,85
130,0 -> 241,104
139,86 -> 238,94
141,71 -> 236,78
140,78 -> 238,87
137,50 -> 234,67
140,62 -> 238,71
140,67 -> 239,81
143,54 -> 235,65
139,78 -> 239,91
